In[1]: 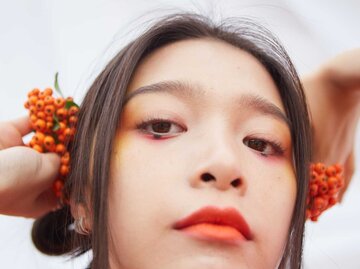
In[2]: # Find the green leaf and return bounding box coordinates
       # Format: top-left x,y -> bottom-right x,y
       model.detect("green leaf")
54,72 -> 64,98
54,134 -> 59,144
65,100 -> 80,109
52,114 -> 60,131
52,123 -> 60,132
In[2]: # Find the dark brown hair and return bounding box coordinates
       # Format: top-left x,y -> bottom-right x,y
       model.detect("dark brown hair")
31,12 -> 312,269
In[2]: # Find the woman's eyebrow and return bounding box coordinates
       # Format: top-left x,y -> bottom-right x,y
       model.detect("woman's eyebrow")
124,80 -> 291,130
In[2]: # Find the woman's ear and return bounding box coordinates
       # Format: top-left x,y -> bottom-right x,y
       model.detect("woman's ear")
70,201 -> 92,232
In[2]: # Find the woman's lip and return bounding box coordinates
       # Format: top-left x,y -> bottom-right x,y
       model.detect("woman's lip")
180,223 -> 246,244
172,206 -> 252,242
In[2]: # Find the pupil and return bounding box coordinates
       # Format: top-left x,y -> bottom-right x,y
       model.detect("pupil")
249,139 -> 265,151
153,122 -> 171,133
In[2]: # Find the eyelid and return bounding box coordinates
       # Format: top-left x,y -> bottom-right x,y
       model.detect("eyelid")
135,116 -> 187,137
243,136 -> 286,157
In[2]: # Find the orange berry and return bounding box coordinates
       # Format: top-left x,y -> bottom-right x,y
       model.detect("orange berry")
27,88 -> 40,98
24,100 -> 31,109
54,98 -> 65,108
69,116 -> 78,125
44,135 -> 55,149
310,171 -> 318,182
29,105 -> 37,114
38,91 -> 46,99
32,144 -> 43,153
43,88 -> 53,96
44,105 -> 55,116
310,215 -> 319,222
53,179 -> 64,193
313,197 -> 326,210
327,176 -> 338,189
46,121 -> 54,130
64,127 -> 72,138
328,188 -> 339,195
57,134 -> 65,143
56,143 -> 66,155
329,197 -> 338,206
29,95 -> 38,105
61,152 -> 70,165
66,96 -> 74,102
36,111 -> 46,120
30,114 -> 37,123
34,119 -> 46,132
34,131 -> 45,145
318,182 -> 329,195
29,137 -> 37,147
56,108 -> 68,119
325,166 -> 337,177
70,127 -> 76,136
309,183 -> 318,196
46,116 -> 53,122
314,162 -> 326,174
36,99 -> 45,110
60,164 -> 70,176
334,163 -> 343,174
68,106 -> 79,116
311,209 -> 321,217
44,95 -> 54,105
55,122 -> 66,134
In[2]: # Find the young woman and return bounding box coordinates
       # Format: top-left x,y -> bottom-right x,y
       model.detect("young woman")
0,12 -> 359,269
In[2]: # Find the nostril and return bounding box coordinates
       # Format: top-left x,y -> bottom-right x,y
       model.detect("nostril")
201,173 -> 215,182
231,178 -> 241,187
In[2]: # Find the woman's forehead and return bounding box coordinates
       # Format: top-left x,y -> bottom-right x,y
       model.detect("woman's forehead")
126,38 -> 285,113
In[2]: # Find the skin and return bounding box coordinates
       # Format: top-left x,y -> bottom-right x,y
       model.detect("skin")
302,48 -> 360,202
0,116 -> 60,218
107,38 -> 296,269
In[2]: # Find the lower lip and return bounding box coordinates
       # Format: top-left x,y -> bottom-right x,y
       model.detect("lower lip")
179,223 -> 246,244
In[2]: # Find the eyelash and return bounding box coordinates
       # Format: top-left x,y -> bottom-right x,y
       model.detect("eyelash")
135,116 -> 285,157
135,116 -> 187,138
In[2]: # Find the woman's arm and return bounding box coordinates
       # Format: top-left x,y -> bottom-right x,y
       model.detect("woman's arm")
302,48 -> 360,202
0,116 -> 61,218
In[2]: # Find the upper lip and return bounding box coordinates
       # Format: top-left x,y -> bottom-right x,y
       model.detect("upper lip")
172,205 -> 252,240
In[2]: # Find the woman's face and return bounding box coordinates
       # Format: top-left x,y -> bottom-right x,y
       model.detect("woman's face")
108,38 -> 296,269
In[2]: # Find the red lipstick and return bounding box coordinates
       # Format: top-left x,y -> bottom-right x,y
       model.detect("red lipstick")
173,206 -> 252,244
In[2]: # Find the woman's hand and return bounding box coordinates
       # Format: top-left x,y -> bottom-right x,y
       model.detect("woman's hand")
0,116 -> 61,218
302,48 -> 360,202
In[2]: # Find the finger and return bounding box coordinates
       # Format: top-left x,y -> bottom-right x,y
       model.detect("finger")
33,187 -> 60,218
8,115 -> 33,136
0,147 -> 60,193
0,116 -> 32,150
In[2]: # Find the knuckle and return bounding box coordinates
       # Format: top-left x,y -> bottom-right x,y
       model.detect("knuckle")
33,151 -> 43,180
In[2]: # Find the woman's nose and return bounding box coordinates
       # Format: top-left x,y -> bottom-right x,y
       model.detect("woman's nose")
189,135 -> 246,194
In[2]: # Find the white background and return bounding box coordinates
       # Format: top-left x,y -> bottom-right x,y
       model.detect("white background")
0,0 -> 359,268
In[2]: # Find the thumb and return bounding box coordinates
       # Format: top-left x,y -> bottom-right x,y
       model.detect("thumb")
38,151 -> 62,189
0,146 -> 61,193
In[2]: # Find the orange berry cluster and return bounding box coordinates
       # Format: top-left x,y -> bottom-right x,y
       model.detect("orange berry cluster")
24,87 -> 79,205
306,162 -> 344,221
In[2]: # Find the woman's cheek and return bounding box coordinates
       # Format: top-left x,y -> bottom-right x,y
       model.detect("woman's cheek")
251,163 -> 296,260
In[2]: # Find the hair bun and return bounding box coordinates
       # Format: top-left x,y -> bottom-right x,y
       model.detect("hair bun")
31,205 -> 74,255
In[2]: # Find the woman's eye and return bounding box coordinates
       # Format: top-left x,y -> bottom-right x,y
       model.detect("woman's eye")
135,118 -> 185,138
243,138 -> 285,157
